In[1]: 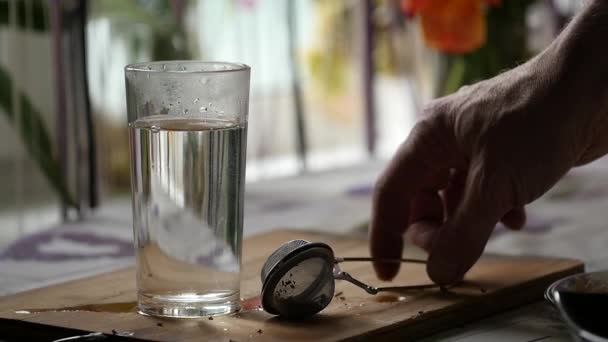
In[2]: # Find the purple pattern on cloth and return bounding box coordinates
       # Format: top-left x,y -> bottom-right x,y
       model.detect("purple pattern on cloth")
566,187 -> 608,201
260,200 -> 300,212
0,231 -> 133,262
346,184 -> 373,197
492,215 -> 565,237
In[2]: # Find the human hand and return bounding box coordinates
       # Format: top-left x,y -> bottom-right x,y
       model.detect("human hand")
369,30 -> 608,285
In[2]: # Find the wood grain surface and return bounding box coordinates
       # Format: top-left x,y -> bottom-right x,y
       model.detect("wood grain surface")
0,230 -> 583,341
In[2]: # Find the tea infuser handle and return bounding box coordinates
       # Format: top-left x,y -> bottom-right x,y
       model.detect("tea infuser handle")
332,260 -> 437,295
375,284 -> 438,292
333,270 -> 438,295
333,270 -> 379,295
334,257 -> 426,264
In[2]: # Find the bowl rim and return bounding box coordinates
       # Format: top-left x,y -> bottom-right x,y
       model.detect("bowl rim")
545,270 -> 608,342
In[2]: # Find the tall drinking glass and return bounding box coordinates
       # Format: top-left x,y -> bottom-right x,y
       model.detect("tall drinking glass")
125,61 -> 250,318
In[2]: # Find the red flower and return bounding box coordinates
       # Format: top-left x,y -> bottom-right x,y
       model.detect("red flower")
401,0 -> 501,54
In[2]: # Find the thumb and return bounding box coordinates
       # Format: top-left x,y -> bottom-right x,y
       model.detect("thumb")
426,161 -> 507,285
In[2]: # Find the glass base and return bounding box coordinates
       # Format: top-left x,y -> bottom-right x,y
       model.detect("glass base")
137,291 -> 240,318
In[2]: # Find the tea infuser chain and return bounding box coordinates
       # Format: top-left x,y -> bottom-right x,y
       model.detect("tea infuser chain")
333,256 -> 434,295
334,256 -> 427,264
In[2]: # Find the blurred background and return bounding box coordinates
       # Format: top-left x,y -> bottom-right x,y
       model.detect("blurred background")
7,3 -> 608,340
0,0 -> 585,262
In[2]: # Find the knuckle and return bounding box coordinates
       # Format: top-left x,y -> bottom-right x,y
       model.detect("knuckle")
410,117 -> 440,145
422,98 -> 451,117
417,102 -> 454,140
407,112 -> 455,165
372,175 -> 394,203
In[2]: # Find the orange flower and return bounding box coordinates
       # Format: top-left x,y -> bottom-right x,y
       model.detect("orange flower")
401,0 -> 501,54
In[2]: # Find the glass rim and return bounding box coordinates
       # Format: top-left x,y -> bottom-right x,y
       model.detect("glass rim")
125,60 -> 250,74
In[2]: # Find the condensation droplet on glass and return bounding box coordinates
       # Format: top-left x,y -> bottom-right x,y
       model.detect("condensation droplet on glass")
194,98 -> 199,104
181,65 -> 186,71
184,109 -> 189,114
162,64 -> 166,71
199,106 -> 208,113
208,102 -> 213,108
150,125 -> 160,133
147,66 -> 152,70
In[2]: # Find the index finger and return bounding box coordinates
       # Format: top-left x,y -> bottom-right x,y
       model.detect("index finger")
369,123 -> 450,280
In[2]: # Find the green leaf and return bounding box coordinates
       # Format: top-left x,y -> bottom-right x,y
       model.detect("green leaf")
0,65 -> 78,209
442,57 -> 466,96
440,0 -> 533,95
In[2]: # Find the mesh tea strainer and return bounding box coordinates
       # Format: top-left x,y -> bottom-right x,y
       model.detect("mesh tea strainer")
260,239 -> 433,318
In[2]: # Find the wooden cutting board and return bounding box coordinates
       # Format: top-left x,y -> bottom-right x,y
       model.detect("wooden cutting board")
0,230 -> 583,341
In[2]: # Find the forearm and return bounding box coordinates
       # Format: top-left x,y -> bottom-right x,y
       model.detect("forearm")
537,0 -> 608,164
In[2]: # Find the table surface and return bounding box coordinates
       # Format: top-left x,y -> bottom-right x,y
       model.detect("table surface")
2,158 -> 608,341
0,231 -> 583,342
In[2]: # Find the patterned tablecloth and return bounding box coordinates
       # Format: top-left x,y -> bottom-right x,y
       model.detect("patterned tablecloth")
2,158 -> 608,341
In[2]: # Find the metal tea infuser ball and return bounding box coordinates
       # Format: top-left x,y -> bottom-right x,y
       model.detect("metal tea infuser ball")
260,240 -> 433,319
